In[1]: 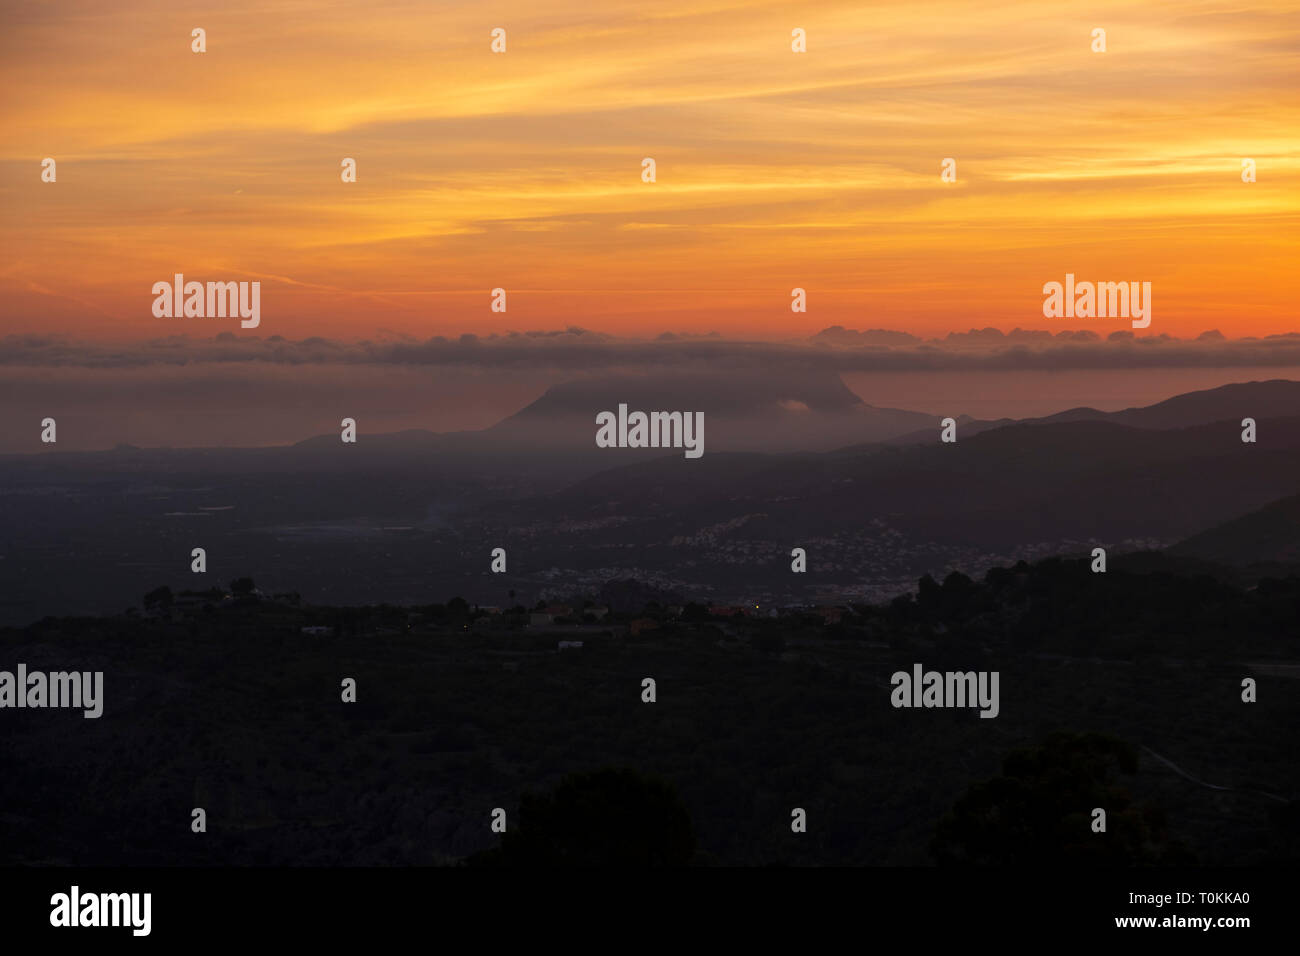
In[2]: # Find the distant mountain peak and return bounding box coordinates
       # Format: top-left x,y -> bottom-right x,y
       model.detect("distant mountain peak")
498,368 -> 867,423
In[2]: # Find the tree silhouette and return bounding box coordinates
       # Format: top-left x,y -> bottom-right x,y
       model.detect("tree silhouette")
467,767 -> 696,867
931,731 -> 1194,865
143,585 -> 173,609
682,602 -> 709,623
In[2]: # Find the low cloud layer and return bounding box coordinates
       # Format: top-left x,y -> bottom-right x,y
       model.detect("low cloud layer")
5,326 -> 1300,373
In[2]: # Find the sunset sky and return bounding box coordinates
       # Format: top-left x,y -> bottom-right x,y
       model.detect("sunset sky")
2,0 -> 1298,343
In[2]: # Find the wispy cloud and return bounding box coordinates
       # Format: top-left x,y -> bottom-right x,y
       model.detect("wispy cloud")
2,0 -> 1296,340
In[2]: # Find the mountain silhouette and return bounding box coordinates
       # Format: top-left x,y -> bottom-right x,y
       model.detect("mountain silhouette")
1170,491 -> 1300,569
528,413 -> 1300,551
886,379 -> 1300,445
281,368 -> 940,474
485,369 -> 937,453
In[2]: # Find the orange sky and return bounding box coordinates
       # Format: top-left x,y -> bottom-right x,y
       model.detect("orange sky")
2,0 -> 1298,341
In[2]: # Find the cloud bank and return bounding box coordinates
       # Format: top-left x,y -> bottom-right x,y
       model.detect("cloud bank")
6,326 -> 1300,373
